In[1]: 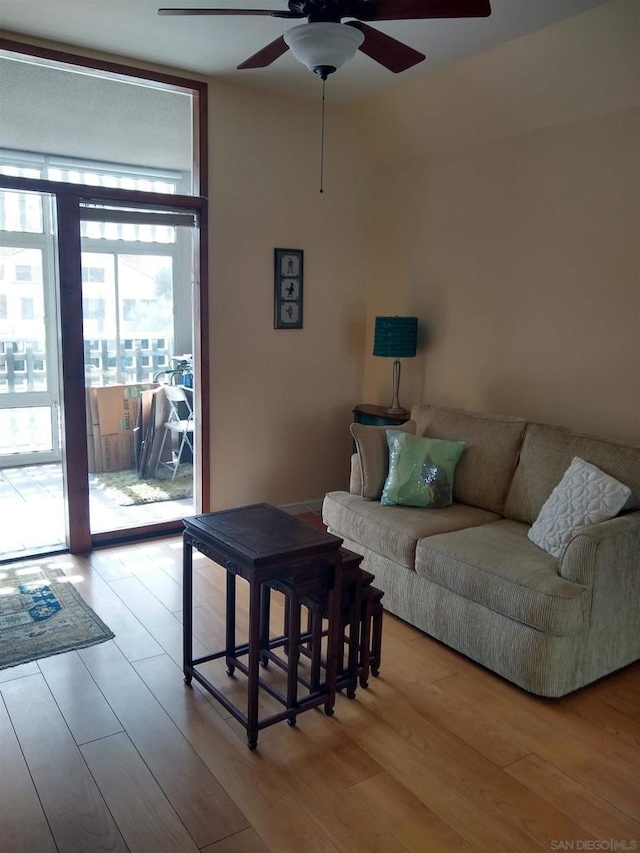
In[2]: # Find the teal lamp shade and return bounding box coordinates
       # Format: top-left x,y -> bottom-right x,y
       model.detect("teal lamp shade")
373,316 -> 418,358
373,316 -> 418,414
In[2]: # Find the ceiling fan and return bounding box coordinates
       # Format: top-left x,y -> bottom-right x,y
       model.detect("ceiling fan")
159,1 -> 492,80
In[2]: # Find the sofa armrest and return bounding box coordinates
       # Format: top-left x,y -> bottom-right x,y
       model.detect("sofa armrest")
560,511 -> 640,588
561,511 -> 640,670
350,453 -> 362,495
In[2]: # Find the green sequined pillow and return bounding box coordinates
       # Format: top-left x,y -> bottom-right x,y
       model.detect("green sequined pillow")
381,431 -> 466,508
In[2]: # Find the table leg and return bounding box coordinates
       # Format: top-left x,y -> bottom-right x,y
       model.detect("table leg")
182,534 -> 193,685
226,570 -> 236,676
324,559 -> 342,716
371,601 -> 383,678
309,604 -> 323,693
260,585 -> 271,667
360,595 -> 373,689
286,592 -> 301,725
283,595 -> 290,655
247,580 -> 262,749
346,582 -> 361,699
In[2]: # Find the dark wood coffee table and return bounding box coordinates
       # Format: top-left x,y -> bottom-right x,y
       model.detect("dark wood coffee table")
182,503 -> 343,749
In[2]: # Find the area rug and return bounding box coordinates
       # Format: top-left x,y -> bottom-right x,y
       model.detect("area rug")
90,464 -> 193,506
0,563 -> 114,670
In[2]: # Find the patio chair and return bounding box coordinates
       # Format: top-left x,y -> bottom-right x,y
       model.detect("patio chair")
156,385 -> 194,480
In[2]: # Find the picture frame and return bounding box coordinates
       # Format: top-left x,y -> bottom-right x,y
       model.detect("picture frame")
274,248 -> 303,329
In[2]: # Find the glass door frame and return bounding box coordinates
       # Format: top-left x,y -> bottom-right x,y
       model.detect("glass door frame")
0,181 -> 209,554
80,204 -> 198,538
0,37 -> 209,554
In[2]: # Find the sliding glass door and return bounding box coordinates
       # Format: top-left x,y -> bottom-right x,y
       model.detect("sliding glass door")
79,205 -> 197,535
0,187 -> 65,557
0,188 -> 204,559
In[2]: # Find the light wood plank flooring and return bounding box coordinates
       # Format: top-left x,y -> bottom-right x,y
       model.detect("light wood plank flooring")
0,515 -> 638,852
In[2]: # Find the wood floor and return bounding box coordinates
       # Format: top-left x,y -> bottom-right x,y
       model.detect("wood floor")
1,514 -> 638,852
0,463 -> 192,560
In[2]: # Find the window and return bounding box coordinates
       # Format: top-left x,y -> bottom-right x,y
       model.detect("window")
83,297 -> 106,320
2,155 -> 187,392
0,174 -> 44,233
16,265 -> 33,281
82,266 -> 105,283
20,297 -> 34,319
122,299 -> 156,322
0,294 -> 6,319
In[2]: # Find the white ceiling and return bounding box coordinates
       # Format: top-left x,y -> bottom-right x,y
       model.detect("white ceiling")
0,0 -> 612,103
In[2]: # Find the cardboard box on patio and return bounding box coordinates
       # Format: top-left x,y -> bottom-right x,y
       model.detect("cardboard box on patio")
94,384 -> 149,435
85,388 -> 97,473
87,432 -> 97,473
88,387 -> 100,431
100,432 -> 135,472
87,383 -> 156,472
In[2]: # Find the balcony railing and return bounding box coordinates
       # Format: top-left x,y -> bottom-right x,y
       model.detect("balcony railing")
0,339 -> 47,393
83,336 -> 174,386
0,336 -> 174,392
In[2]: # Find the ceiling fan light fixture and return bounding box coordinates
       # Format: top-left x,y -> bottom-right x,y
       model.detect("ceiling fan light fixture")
284,22 -> 364,79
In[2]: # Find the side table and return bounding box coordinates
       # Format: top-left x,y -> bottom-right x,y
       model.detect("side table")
182,503 -> 343,750
351,404 -> 411,454
294,557 -> 385,696
353,403 -> 411,427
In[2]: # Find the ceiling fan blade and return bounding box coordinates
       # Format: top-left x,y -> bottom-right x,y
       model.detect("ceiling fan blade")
346,21 -> 424,73
237,35 -> 289,69
158,8 -> 302,18
345,0 -> 491,22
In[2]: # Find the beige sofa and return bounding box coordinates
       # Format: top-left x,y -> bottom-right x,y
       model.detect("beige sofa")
323,405 -> 640,697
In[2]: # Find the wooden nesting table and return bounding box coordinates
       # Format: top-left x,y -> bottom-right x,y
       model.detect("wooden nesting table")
182,503 -> 344,749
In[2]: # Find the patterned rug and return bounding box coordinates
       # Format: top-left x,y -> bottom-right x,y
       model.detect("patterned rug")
0,563 -> 114,670
90,464 -> 193,506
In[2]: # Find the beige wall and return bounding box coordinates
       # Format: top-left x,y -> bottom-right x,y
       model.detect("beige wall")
356,0 -> 640,446
207,81 -> 370,508
365,109 -> 640,445
352,0 -> 640,164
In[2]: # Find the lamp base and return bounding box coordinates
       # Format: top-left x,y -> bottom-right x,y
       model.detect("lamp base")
386,358 -> 407,416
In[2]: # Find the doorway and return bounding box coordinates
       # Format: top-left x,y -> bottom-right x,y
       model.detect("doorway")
0,39 -> 209,560
79,205 -> 197,537
0,189 -> 205,560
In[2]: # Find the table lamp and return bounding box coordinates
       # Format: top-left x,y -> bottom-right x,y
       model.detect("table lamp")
373,316 -> 418,415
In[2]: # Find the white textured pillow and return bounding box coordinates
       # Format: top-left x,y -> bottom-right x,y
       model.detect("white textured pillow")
528,456 -> 631,558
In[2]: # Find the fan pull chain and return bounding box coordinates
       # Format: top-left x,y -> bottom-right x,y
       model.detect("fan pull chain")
320,78 -> 326,194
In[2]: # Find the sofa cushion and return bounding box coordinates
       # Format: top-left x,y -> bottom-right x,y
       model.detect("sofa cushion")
528,457 -> 632,558
350,420 -> 416,500
414,520 -> 590,635
322,490 -> 500,570
411,405 -> 526,515
505,423 -> 640,525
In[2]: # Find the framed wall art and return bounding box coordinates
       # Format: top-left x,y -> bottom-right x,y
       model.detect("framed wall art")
274,248 -> 303,329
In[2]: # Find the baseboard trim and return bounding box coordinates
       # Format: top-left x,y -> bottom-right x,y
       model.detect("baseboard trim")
279,499 -> 323,516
